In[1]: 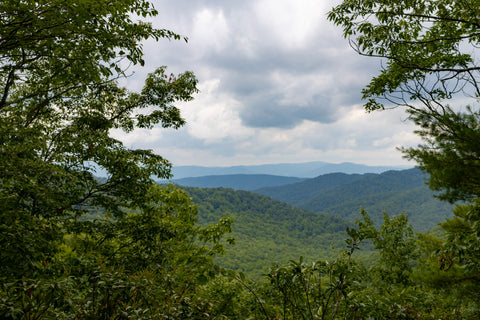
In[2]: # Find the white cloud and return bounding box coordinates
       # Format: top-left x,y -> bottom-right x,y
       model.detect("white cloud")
253,0 -> 333,48
180,79 -> 252,143
190,8 -> 231,55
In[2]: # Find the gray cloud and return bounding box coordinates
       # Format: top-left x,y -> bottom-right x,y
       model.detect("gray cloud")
239,93 -> 336,128
143,0 -> 378,128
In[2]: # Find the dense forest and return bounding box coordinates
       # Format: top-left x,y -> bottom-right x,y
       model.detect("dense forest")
183,186 -> 349,277
2,0 -> 480,319
256,169 -> 454,231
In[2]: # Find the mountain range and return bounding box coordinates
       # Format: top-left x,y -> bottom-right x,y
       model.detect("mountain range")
171,174 -> 305,191
172,166 -> 455,277
173,168 -> 454,232
169,161 -> 411,179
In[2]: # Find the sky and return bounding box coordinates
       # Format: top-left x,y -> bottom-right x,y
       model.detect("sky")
114,0 -> 421,167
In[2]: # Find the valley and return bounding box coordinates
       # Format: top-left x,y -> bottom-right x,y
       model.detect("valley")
172,166 -> 454,277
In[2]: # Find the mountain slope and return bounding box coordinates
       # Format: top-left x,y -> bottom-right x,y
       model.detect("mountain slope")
255,169 -> 454,231
183,186 -> 350,277
171,174 -> 305,191
254,172 -> 365,205
321,186 -> 454,230
296,169 -> 427,209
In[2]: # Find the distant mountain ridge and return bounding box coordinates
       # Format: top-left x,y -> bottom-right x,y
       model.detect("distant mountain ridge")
171,174 -> 305,191
170,161 -> 411,179
255,169 -> 425,206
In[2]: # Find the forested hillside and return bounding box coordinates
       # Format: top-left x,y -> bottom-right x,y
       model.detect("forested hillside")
256,169 -> 454,231
255,172 -> 364,204
183,186 -> 349,277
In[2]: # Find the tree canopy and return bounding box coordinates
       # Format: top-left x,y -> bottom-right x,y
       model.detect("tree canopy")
1,0 -> 196,270
0,1 -> 237,318
329,0 -> 480,310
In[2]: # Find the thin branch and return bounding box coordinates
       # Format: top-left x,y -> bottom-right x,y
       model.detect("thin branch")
374,10 -> 480,29
235,274 -> 271,320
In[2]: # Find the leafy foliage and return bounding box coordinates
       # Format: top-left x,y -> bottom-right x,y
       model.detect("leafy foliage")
329,0 -> 480,315
247,211 -> 479,319
1,184 -> 236,319
328,0 -> 480,112
0,0 -> 238,318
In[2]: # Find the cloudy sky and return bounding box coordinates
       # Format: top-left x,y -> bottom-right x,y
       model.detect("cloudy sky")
114,0 -> 420,167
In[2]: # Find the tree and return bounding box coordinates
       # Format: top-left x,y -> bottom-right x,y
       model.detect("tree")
355,210 -> 417,285
0,1 -> 236,318
328,0 -> 480,201
0,184 -> 235,319
0,0 -> 197,276
328,0 -> 480,313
